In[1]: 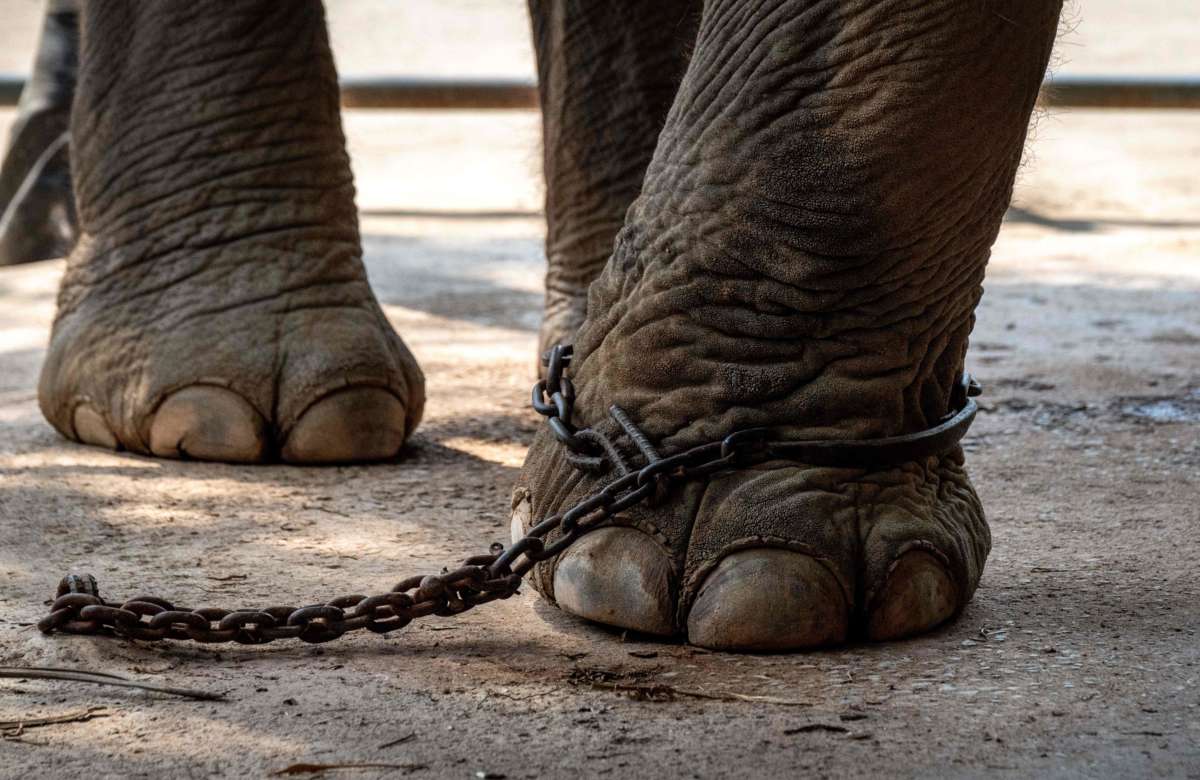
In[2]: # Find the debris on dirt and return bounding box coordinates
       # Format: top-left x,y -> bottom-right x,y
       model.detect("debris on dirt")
628,650 -> 659,659
784,724 -> 849,735
1,707 -> 109,738
567,668 -> 811,706
205,573 -> 248,581
1120,393 -> 1200,424
980,399 -> 1093,429
482,688 -> 551,702
0,666 -> 224,701
1146,328 -> 1200,345
567,667 -> 650,686
586,681 -> 688,703
838,713 -> 868,722
272,762 -> 428,776
377,732 -> 417,750
989,377 -> 1056,392
304,504 -> 351,518
979,627 -> 1009,642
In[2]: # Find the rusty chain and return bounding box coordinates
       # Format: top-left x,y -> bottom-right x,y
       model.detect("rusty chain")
38,345 -> 980,646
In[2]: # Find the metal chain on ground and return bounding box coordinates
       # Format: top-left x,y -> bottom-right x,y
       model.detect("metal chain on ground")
37,345 -> 980,646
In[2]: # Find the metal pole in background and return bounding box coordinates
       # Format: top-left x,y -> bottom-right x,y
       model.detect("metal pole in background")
2,74 -> 1199,111
338,77 -> 538,110
1039,75 -> 1200,109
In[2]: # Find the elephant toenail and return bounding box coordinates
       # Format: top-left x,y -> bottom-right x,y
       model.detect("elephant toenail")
510,492 -> 531,546
687,549 -> 848,651
281,387 -> 406,464
553,526 -> 675,636
72,404 -> 117,449
149,386 -> 267,462
866,550 -> 959,641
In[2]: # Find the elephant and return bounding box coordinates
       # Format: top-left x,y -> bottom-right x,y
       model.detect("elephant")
4,0 -> 1063,651
0,0 -> 78,267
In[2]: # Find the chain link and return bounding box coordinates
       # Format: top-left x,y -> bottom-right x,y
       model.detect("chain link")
37,345 -> 980,646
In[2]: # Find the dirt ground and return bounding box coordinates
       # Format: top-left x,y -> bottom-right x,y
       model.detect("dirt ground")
1,3 -> 1199,779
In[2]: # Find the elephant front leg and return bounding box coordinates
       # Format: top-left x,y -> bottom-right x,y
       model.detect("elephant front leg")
0,0 -> 79,266
528,0 -> 701,360
516,0 -> 1062,649
37,0 -> 424,463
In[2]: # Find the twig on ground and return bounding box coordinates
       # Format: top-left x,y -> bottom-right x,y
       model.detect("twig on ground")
304,504 -> 351,518
1,706 -> 109,738
0,666 -> 224,701
784,723 -> 849,734
376,732 -> 416,750
272,762 -> 428,775
581,680 -> 811,706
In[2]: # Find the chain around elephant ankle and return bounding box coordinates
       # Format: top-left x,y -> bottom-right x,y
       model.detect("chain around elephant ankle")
532,343 -> 983,474
37,344 -> 980,646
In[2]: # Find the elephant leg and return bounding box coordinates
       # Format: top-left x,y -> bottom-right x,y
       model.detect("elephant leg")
38,0 -> 424,463
528,0 -> 701,358
516,0 -> 1062,649
0,0 -> 79,266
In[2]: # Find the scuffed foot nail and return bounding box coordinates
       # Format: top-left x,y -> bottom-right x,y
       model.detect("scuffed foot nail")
687,549 -> 848,651
72,404 -> 117,449
149,385 -> 266,462
510,492 -> 531,545
510,491 -> 547,596
281,387 -> 406,464
553,526 -> 675,636
867,550 -> 959,641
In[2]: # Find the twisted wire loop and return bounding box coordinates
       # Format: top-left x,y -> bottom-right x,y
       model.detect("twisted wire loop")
38,345 -> 981,646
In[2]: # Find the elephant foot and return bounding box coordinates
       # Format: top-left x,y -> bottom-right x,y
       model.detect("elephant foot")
39,236 -> 425,464
39,0 -> 424,464
502,0 -> 1058,650
514,177 -> 990,652
516,436 -> 985,650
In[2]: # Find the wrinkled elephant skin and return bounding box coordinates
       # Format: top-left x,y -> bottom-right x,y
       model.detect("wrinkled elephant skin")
8,0 -> 1062,649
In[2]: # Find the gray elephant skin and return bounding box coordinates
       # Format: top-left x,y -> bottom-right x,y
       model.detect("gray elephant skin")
0,0 -> 1063,651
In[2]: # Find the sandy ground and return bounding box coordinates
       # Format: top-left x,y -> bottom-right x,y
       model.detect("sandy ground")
1,3 -> 1200,779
